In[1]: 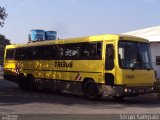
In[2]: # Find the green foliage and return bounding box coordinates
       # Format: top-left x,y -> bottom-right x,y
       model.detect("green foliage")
0,34 -> 10,45
0,7 -> 8,27
0,6 -> 8,65
0,34 -> 10,65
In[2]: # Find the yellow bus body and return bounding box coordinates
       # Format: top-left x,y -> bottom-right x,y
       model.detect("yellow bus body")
3,34 -> 155,99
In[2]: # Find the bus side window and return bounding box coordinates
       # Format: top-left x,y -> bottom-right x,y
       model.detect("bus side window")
96,42 -> 102,58
39,46 -> 52,60
15,48 -> 26,60
64,44 -> 80,59
81,43 -> 90,58
50,45 -> 57,59
6,49 -> 15,60
81,42 -> 102,60
52,45 -> 64,59
105,44 -> 114,70
31,47 -> 39,60
25,47 -> 39,60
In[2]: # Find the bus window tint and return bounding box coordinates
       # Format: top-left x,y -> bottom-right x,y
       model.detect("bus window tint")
81,42 -> 102,60
25,47 -> 39,60
54,45 -> 64,59
64,44 -> 80,59
12,42 -> 102,60
50,45 -> 57,59
31,47 -> 38,59
118,41 -> 152,69
6,49 -> 15,60
15,48 -> 26,60
97,42 -> 102,58
105,44 -> 114,70
39,46 -> 52,60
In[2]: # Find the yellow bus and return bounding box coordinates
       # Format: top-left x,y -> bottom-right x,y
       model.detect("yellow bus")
3,34 -> 155,100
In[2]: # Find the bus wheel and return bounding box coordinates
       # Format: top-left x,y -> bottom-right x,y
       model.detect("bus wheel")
27,75 -> 37,91
82,80 -> 102,100
18,74 -> 28,90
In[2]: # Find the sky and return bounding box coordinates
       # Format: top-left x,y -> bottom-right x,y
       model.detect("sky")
0,0 -> 160,44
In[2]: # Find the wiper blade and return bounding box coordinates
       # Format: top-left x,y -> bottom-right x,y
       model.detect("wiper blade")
142,62 -> 151,71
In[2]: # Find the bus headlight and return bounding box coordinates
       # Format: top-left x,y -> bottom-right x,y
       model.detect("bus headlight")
124,88 -> 128,93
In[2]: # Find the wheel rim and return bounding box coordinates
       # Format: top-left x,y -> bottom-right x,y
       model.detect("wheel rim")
85,82 -> 98,98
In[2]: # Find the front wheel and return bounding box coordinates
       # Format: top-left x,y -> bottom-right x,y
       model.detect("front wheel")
82,80 -> 102,100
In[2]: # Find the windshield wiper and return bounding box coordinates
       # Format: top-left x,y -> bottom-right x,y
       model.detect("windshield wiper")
142,62 -> 151,71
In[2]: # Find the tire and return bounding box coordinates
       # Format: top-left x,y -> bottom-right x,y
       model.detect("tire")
18,74 -> 29,90
27,75 -> 37,91
82,80 -> 102,100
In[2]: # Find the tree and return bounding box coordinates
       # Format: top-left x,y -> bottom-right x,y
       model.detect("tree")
0,7 -> 7,27
0,34 -> 10,45
0,34 -> 10,65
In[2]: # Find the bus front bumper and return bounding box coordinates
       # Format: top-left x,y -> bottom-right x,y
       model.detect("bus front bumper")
101,85 -> 155,97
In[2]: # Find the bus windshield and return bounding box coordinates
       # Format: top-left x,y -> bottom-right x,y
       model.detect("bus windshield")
118,40 -> 152,70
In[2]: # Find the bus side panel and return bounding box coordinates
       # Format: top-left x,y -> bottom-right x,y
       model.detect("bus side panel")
21,60 -> 104,84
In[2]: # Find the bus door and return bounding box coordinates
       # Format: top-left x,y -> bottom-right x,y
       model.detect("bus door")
105,42 -> 115,86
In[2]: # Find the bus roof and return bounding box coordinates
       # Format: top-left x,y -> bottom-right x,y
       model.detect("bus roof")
6,34 -> 148,49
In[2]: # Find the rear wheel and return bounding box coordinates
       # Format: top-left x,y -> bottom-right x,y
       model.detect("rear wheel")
18,74 -> 28,90
27,75 -> 37,91
82,80 -> 102,100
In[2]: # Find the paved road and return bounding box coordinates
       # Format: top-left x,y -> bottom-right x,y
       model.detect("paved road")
0,73 -> 160,119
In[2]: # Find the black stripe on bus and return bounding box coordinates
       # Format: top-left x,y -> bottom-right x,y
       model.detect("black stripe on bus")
35,78 -> 104,85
